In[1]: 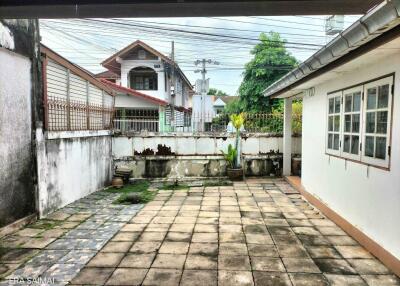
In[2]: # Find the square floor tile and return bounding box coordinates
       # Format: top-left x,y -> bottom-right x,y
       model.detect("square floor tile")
253,271 -> 292,286
151,254 -> 186,269
314,259 -> 356,275
158,242 -> 189,254
335,246 -> 373,259
218,255 -> 251,271
282,258 -> 320,273
142,268 -> 182,286
324,274 -> 367,286
218,270 -> 254,286
101,241 -> 132,253
188,243 -> 218,256
129,242 -> 162,254
219,243 -> 248,255
119,253 -> 155,268
289,273 -> 329,286
71,267 -> 115,285
185,255 -> 217,270
347,259 -> 391,274
87,252 -> 125,267
180,270 -> 217,286
106,268 -> 147,285
251,257 -> 285,272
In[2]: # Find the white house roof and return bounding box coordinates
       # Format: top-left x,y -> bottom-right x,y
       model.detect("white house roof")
213,98 -> 226,107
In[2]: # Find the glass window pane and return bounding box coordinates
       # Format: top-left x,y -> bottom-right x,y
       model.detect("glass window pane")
329,98 -> 334,114
334,115 -> 340,132
365,136 -> 374,157
378,85 -> 389,108
344,115 -> 351,132
328,134 -> 333,149
333,134 -> 340,150
353,92 -> 361,111
366,112 -> 376,133
352,114 -> 360,133
351,136 -> 359,155
328,116 -> 333,132
376,111 -> 388,134
375,137 -> 386,159
334,96 -> 341,113
367,88 -> 377,110
345,95 -> 352,112
343,135 -> 350,153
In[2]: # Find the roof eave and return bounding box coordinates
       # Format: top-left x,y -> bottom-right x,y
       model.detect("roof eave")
264,0 -> 400,98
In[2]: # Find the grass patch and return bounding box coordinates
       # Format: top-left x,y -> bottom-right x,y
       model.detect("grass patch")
158,183 -> 189,191
203,180 -> 233,187
29,220 -> 60,230
108,180 -> 156,204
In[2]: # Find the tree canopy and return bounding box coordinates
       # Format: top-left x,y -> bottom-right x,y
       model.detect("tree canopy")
238,32 -> 298,112
207,88 -> 229,97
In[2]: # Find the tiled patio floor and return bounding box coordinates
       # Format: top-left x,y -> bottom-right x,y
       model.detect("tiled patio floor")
1,178 -> 399,285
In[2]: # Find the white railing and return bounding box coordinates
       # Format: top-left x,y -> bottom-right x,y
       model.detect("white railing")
114,119 -> 159,132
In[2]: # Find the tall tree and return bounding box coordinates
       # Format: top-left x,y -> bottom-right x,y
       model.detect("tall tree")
238,32 -> 298,112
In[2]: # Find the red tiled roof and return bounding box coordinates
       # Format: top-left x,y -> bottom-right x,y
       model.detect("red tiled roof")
100,79 -> 168,106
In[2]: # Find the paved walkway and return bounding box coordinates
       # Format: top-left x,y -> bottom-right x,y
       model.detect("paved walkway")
1,179 -> 399,285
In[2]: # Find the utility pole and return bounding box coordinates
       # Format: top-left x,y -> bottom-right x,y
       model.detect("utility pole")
194,59 -> 219,131
170,41 -> 175,130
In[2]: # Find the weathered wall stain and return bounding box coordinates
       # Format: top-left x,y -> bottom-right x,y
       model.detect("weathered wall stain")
134,144 -> 176,156
0,19 -> 41,228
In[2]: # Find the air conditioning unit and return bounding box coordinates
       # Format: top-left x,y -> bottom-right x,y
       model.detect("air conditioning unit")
325,15 -> 344,35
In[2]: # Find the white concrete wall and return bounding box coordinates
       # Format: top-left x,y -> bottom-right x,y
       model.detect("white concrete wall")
37,131 -> 113,217
302,55 -> 400,258
113,134 -> 302,158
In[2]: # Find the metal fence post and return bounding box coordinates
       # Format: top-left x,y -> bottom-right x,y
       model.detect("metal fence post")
66,69 -> 71,130
86,81 -> 90,129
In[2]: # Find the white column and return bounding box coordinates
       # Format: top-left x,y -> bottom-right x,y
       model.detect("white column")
283,98 -> 292,176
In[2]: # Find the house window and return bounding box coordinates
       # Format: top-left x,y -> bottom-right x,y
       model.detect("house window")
129,67 -> 158,90
361,77 -> 392,167
326,75 -> 393,169
342,86 -> 362,160
326,92 -> 342,155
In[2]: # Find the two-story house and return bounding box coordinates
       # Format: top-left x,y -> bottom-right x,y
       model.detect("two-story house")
96,40 -> 193,132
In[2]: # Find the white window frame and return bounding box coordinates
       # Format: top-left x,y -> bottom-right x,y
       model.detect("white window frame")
361,77 -> 393,168
325,75 -> 393,169
341,86 -> 363,161
326,91 -> 343,157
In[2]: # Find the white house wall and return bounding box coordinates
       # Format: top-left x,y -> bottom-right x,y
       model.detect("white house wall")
302,54 -> 400,259
115,93 -> 160,109
120,59 -> 167,101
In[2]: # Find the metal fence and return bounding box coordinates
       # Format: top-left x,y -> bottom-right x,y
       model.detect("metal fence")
46,96 -> 114,131
191,112 -> 302,134
112,112 -> 302,134
114,109 -> 159,133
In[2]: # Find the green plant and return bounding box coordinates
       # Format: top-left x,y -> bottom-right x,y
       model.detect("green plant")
107,180 -> 156,204
231,113 -> 245,168
220,144 -> 237,168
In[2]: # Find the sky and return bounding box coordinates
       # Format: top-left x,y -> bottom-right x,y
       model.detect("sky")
40,16 -> 360,95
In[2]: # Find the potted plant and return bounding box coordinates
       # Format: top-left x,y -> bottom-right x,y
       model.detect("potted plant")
221,113 -> 245,181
